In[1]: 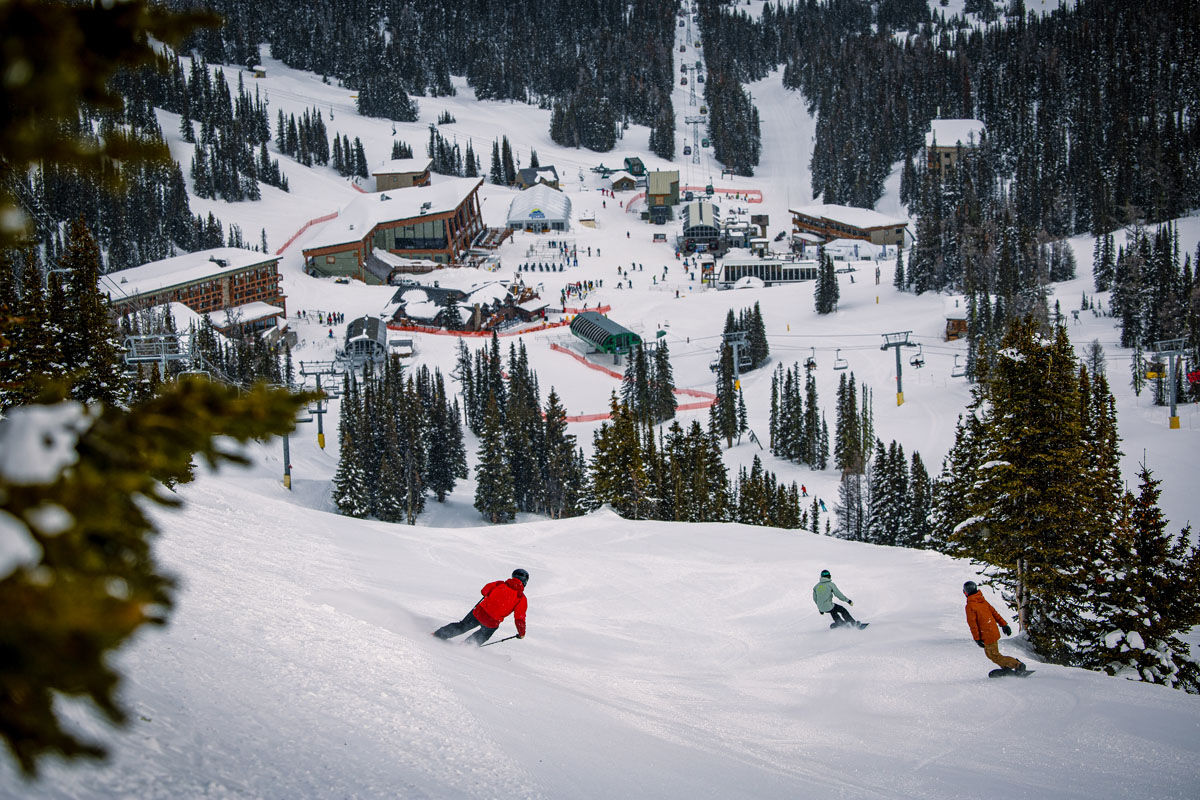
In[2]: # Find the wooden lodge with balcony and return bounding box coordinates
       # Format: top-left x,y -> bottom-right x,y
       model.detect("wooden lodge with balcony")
302,177 -> 485,284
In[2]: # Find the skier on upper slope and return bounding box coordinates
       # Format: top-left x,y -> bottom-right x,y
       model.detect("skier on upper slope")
813,569 -> 866,629
963,580 -> 1027,675
434,569 -> 528,646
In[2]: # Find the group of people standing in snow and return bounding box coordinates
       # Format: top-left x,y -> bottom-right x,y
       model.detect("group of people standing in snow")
433,567 -> 1027,676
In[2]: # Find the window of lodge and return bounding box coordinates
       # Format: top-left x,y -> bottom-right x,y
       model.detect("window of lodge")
376,218 -> 446,251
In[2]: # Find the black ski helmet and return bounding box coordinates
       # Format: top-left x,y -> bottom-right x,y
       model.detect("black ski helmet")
963,580 -> 978,595
820,569 -> 831,579
512,568 -> 529,585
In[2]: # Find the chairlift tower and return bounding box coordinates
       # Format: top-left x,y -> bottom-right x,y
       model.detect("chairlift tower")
299,360 -> 345,449
1152,337 -> 1188,429
723,329 -> 749,384
280,400 -> 313,491
689,66 -> 697,107
880,331 -> 913,406
684,115 -> 706,164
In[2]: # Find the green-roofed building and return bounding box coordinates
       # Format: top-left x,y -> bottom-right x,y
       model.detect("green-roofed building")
569,311 -> 642,355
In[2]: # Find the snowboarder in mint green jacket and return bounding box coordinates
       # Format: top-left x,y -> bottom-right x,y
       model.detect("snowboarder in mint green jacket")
813,570 -> 864,629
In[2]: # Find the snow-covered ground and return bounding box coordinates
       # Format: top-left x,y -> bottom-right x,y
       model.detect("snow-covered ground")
5,31 -> 1200,798
9,463 -> 1200,799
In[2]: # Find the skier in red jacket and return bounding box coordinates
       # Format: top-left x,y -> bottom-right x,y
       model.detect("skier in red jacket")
434,569 -> 528,645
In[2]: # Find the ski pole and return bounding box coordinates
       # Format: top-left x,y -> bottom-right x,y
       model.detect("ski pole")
480,634 -> 520,647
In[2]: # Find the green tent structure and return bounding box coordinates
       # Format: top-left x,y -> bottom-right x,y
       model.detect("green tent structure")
569,311 -> 642,355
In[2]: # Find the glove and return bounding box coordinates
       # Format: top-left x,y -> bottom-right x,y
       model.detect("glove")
976,639 -> 985,649
517,634 -> 525,639
818,610 -> 825,615
1002,625 -> 1012,636
847,600 -> 854,606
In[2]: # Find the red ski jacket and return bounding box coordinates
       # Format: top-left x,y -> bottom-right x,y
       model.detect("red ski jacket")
965,592 -> 1007,644
472,578 -> 527,636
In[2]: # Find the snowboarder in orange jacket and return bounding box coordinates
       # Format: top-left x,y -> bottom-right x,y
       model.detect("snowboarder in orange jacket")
434,569 -> 528,645
964,581 -> 1025,673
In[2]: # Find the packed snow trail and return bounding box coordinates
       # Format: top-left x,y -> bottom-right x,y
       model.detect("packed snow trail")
8,471 -> 1199,799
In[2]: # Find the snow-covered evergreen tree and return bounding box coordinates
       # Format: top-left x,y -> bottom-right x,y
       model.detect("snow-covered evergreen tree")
473,394 -> 516,524
1098,465 -> 1200,692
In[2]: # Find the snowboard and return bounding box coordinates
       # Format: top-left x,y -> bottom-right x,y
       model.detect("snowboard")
988,667 -> 1035,678
829,621 -> 870,630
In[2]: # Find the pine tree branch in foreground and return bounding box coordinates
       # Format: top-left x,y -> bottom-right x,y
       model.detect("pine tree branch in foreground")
0,379 -> 313,777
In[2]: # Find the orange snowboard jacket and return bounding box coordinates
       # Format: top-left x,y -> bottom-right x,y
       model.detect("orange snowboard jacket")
965,592 -> 1007,644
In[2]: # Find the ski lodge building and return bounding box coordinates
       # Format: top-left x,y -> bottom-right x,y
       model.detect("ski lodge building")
302,177 -> 485,284
100,247 -> 286,335
789,203 -> 909,247
506,183 -> 572,232
925,119 -> 986,172
372,157 -> 433,191
681,199 -> 721,251
716,251 -> 819,287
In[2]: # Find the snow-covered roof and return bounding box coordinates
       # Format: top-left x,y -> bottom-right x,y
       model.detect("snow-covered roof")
683,200 -> 719,229
373,157 -> 433,175
506,184 -> 571,224
465,282 -> 509,306
305,178 -> 483,251
208,301 -> 284,330
345,315 -> 387,344
517,166 -> 559,185
100,248 -> 277,302
401,300 -> 441,322
925,119 -> 986,149
824,238 -> 886,257
789,203 -> 906,230
517,298 -> 549,312
372,250 -> 440,271
607,171 -> 636,186
944,295 -> 968,319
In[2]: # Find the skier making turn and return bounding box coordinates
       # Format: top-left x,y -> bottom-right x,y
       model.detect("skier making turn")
963,580 -> 1027,675
813,569 -> 866,629
434,569 -> 529,645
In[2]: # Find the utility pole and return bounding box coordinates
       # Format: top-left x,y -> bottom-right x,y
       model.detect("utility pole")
281,406 -> 313,491
881,331 -> 913,407
1152,338 -> 1188,429
299,360 -> 344,449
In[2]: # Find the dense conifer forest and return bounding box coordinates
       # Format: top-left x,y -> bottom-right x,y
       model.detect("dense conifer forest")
172,0 -> 678,155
